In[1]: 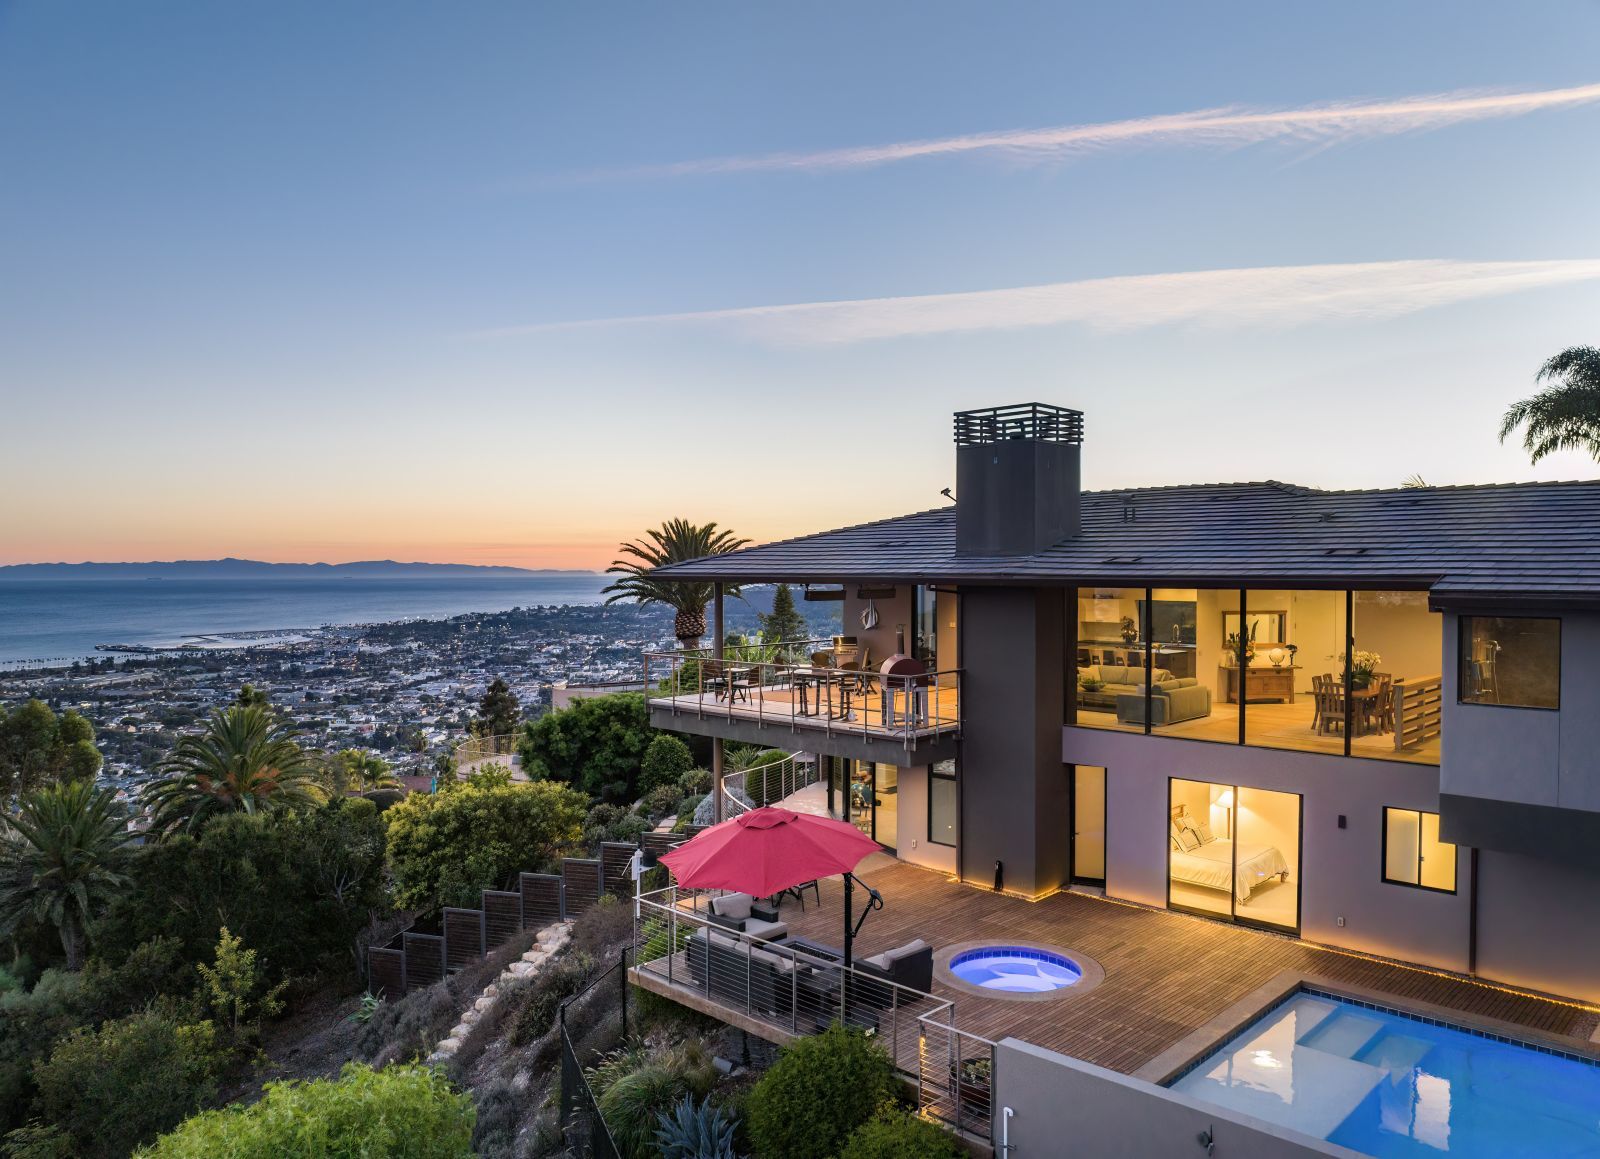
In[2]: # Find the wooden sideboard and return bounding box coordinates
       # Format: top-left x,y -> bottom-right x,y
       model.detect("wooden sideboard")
1218,665 -> 1299,704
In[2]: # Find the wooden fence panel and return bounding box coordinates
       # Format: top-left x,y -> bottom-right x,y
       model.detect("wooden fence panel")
640,831 -> 683,858
520,872 -> 564,927
403,933 -> 445,991
368,947 -> 405,999
443,907 -> 485,973
601,842 -> 637,897
562,859 -> 603,916
483,890 -> 522,949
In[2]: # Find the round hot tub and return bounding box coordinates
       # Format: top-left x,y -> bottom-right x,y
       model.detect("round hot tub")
949,946 -> 1081,993
937,942 -> 1104,1001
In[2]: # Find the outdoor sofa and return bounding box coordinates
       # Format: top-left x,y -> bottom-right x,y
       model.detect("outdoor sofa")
705,892 -> 789,942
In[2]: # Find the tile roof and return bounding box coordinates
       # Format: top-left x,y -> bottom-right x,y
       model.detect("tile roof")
652,480 -> 1600,605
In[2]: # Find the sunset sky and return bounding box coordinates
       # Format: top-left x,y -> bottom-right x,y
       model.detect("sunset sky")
4,2 -> 1600,568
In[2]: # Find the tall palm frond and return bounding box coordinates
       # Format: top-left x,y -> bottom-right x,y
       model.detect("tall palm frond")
1500,346 -> 1600,464
145,705 -> 322,839
603,519 -> 750,649
0,781 -> 133,969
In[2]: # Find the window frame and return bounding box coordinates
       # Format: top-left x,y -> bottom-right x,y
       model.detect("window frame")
1380,806 -> 1458,894
1457,614 -> 1562,712
927,759 -> 958,848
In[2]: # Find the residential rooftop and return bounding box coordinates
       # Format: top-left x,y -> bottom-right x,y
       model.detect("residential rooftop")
654,478 -> 1600,606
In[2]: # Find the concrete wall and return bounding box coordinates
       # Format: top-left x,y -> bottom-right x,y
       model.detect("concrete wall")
840,586 -> 913,670
1476,848 -> 1600,1003
891,763 -> 957,874
961,587 -> 1069,897
1065,727 -> 1473,972
994,1038 -> 1354,1158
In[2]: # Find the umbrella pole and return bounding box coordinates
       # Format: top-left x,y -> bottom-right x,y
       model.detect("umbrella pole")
843,872 -> 854,970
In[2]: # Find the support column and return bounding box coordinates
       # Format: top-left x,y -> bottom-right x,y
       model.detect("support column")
957,587 -> 1068,898
712,583 -> 725,824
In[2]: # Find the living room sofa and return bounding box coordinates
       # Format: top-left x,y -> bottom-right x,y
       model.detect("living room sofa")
1113,678 -> 1212,726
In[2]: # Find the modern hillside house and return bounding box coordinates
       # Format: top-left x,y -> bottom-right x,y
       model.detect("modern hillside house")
646,403 -> 1600,1009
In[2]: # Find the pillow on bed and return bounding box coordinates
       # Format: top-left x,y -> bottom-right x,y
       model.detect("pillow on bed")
1169,833 -> 1180,852
1191,820 -> 1216,845
1176,827 -> 1202,853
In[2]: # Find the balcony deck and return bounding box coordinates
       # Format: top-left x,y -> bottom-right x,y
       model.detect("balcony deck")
647,682 -> 961,762
642,856 -> 1597,1079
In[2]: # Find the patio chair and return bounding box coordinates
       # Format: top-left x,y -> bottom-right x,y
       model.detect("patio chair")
701,659 -> 731,702
768,879 -> 822,911
705,892 -> 789,941
854,938 -> 934,1007
730,664 -> 761,704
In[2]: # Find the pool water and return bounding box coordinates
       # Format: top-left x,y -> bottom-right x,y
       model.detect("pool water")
948,947 -> 1082,993
1171,992 -> 1600,1157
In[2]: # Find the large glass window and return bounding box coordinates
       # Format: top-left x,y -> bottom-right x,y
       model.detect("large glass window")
1075,588 -> 1148,733
1169,778 -> 1299,932
1459,616 -> 1560,710
1072,765 -> 1106,883
1383,808 -> 1457,892
929,760 -> 957,847
1242,590 -> 1347,754
1348,591 -> 1445,763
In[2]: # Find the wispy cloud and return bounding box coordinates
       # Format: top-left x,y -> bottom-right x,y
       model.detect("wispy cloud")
558,82 -> 1600,181
479,259 -> 1600,345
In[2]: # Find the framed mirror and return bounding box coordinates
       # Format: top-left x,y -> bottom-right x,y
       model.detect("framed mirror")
1221,610 -> 1286,648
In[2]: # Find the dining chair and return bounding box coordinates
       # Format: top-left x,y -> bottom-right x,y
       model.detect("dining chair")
1371,673 -> 1394,734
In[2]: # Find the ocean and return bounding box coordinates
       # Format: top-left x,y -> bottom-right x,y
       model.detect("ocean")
0,575 -> 613,668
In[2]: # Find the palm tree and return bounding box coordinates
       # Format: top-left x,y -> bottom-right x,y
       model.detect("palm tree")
324,748 -> 399,796
603,519 -> 750,650
1500,346 -> 1600,463
145,705 -> 322,838
0,781 -> 133,970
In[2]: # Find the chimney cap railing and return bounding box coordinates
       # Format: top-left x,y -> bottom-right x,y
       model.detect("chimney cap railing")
953,403 -> 1083,446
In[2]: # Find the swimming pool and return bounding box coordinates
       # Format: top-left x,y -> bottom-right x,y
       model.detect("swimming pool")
1170,990 -> 1600,1157
947,946 -> 1082,993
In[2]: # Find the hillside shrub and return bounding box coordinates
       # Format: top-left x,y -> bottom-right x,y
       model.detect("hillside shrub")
745,1025 -> 895,1159
583,802 -> 650,849
139,1062 -> 474,1158
0,970 -> 83,1137
507,951 -> 593,1047
837,1103 -> 963,1159
32,1009 -> 225,1158
94,800 -> 386,983
517,693 -> 654,801
671,796 -> 705,833
640,735 -> 694,794
384,781 -> 586,911
588,1041 -> 717,1159
678,768 -> 711,796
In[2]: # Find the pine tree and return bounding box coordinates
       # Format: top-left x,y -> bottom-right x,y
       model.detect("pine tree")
757,584 -> 807,649
474,678 -> 520,738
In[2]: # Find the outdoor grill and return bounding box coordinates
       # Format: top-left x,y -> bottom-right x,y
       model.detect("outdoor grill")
879,653 -> 930,727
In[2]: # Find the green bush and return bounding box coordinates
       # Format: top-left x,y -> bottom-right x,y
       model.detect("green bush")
588,1041 -> 717,1159
638,784 -> 682,822
677,768 -> 711,796
0,970 -> 83,1136
583,802 -> 650,849
671,795 -> 705,833
745,1025 -> 896,1159
94,799 -> 387,983
140,1062 -> 475,1157
640,735 -> 694,794
384,781 -> 586,911
32,1009 -> 226,1158
837,1103 -> 963,1159
517,693 -> 655,801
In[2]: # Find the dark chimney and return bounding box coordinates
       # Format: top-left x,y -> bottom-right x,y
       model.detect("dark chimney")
953,403 -> 1083,556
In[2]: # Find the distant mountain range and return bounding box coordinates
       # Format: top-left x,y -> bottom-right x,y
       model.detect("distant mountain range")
0,558 -> 597,580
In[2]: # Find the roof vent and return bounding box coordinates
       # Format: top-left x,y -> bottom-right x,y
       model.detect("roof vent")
1323,547 -> 1368,556
1102,554 -> 1143,565
1122,495 -> 1137,523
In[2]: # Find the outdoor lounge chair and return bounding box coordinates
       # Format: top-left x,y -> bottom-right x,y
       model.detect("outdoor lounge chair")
705,892 -> 789,941
853,938 -> 933,1006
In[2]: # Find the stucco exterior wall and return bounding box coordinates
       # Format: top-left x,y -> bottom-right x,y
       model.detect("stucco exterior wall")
1475,848 -> 1600,1003
890,763 -> 957,875
994,1037 -> 1354,1158
1063,728 -> 1473,973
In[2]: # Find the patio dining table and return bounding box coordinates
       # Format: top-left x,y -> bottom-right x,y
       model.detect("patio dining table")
791,666 -> 856,720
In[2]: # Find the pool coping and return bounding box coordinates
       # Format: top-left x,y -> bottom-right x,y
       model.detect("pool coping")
1134,968 -> 1600,1086
934,940 -> 1106,1003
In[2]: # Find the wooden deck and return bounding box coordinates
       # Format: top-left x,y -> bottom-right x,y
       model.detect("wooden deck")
766,856 -> 1597,1075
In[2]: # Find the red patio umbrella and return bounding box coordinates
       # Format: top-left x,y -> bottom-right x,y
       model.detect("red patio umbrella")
659,806 -> 883,967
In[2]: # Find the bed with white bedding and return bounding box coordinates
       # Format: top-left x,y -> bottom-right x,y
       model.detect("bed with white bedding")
1170,838 -> 1289,904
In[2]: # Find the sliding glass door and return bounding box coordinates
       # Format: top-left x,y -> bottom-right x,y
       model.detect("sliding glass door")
848,761 -> 898,852
1072,765 -> 1106,884
1168,778 -> 1300,933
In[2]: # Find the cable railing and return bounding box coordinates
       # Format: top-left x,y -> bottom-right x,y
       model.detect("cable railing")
643,642 -> 961,751
453,732 -> 519,768
722,753 -> 819,817
630,883 -> 995,1143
